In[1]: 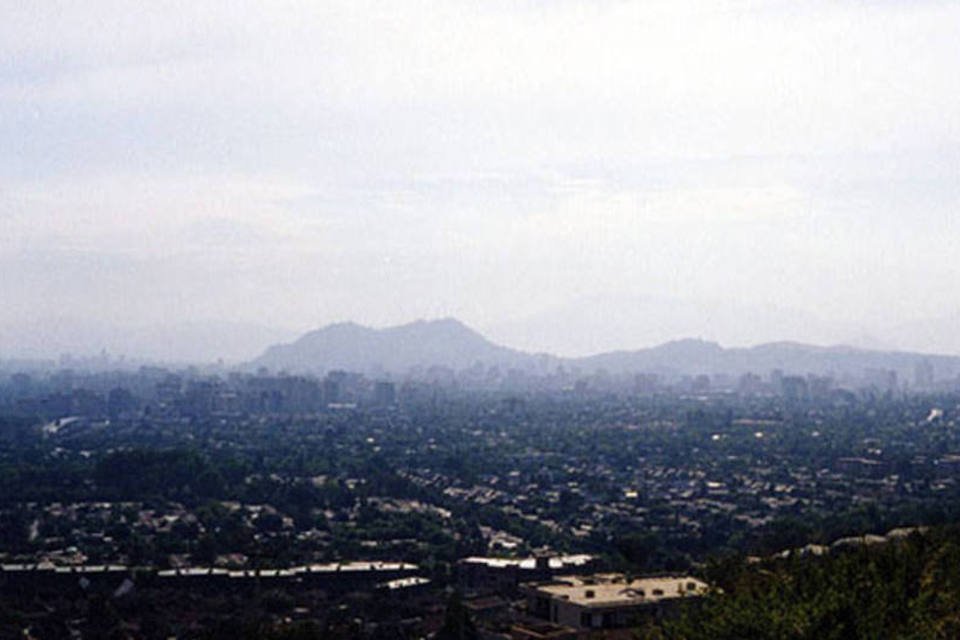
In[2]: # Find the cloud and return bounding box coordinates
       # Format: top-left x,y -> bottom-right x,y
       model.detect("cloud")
0,173 -> 317,252
1,1 -> 959,355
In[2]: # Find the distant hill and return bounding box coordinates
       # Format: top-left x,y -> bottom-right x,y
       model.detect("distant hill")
485,293 -> 864,357
252,318 -> 960,380
251,318 -> 546,374
574,339 -> 960,378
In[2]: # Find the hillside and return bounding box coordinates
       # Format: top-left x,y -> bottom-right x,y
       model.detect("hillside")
252,318 -> 545,374
252,317 -> 960,379
660,525 -> 960,640
576,340 -> 960,378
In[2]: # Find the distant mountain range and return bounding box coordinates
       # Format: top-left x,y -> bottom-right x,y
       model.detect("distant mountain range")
253,318 -> 540,374
484,293 -> 872,356
251,318 -> 960,380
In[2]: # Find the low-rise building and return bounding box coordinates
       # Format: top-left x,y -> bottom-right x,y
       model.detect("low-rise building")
522,574 -> 708,630
458,554 -> 595,594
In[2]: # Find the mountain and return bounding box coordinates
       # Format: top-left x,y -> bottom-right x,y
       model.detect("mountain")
573,338 -> 728,374
253,318 -> 960,381
575,339 -> 960,379
251,318 -> 546,374
484,294 -> 865,357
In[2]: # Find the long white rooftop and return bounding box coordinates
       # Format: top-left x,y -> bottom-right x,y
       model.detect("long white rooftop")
460,554 -> 593,569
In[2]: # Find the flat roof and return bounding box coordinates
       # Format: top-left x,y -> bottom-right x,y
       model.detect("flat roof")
299,561 -> 418,573
460,555 -> 593,569
380,576 -> 431,590
528,574 -> 708,608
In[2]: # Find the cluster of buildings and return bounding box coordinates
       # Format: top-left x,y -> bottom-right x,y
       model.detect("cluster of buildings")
0,560 -> 423,594
522,574 -> 708,631
458,555 -> 595,594
3,352 -> 958,423
2,368 -> 401,420
393,395 -> 960,566
452,554 -> 708,636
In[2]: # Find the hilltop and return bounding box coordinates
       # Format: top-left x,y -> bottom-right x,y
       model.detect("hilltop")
250,318 -> 960,379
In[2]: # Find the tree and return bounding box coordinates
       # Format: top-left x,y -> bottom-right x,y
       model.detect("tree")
435,591 -> 478,640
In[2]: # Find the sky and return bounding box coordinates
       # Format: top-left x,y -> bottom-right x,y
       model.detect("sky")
2,0 -> 959,360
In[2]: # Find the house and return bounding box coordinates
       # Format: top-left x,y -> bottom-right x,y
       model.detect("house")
521,574 -> 708,630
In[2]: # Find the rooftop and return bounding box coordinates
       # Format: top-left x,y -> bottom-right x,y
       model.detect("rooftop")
460,554 -> 593,569
528,574 -> 708,607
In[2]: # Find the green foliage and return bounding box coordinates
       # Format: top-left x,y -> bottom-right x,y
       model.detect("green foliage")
94,448 -> 227,501
665,527 -> 960,640
435,591 -> 479,640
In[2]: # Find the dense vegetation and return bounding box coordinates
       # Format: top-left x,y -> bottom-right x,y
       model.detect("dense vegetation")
4,382 -> 960,637
663,526 -> 960,639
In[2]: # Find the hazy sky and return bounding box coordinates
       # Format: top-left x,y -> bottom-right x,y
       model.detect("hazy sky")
2,1 -> 959,358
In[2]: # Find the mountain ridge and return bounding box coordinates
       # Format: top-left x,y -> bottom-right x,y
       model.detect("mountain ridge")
253,317 -> 542,374
250,318 -> 960,380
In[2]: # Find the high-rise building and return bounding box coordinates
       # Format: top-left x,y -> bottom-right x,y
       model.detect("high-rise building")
372,381 -> 396,407
914,360 -> 935,390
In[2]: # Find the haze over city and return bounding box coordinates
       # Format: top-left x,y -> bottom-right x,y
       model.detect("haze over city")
3,1 -> 960,361
8,4 -> 960,638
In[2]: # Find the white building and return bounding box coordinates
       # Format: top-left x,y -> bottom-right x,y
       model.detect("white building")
522,573 -> 708,630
